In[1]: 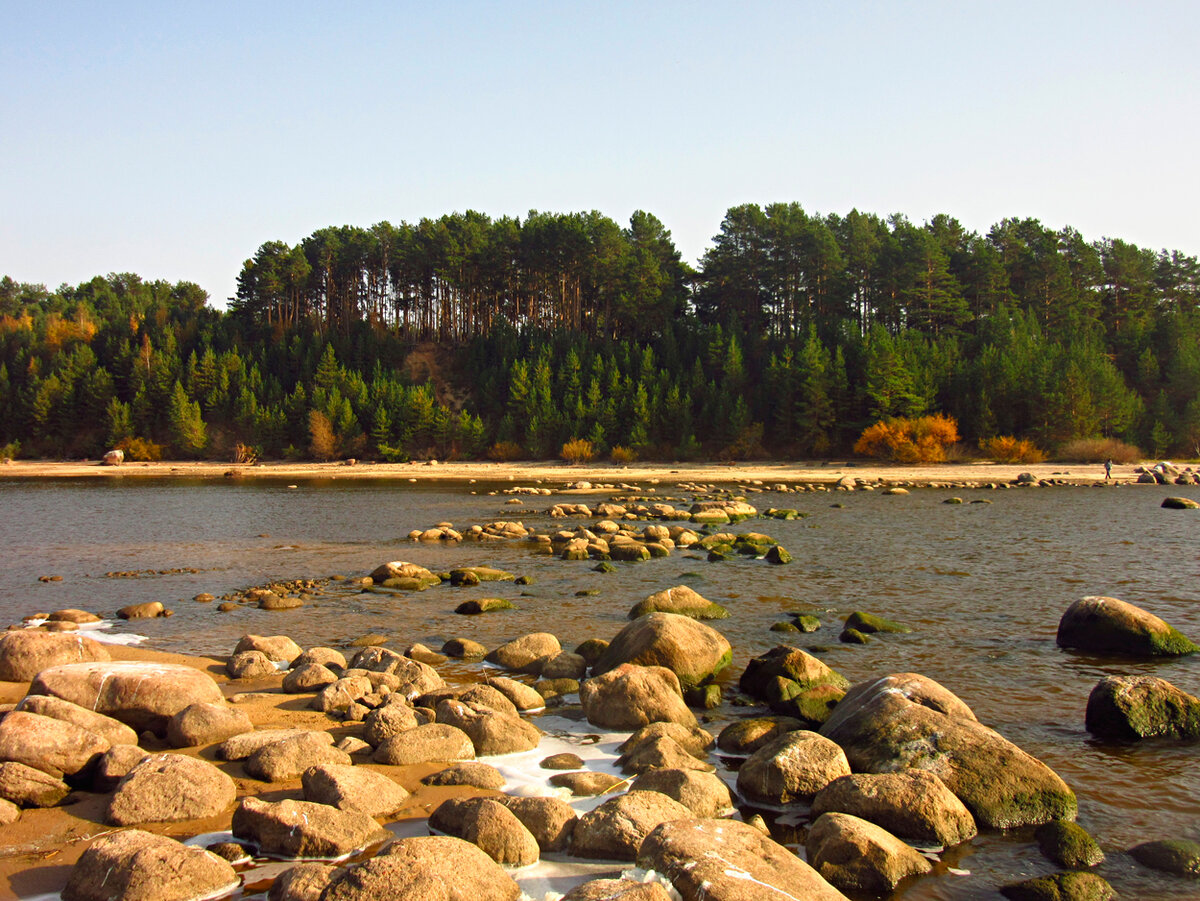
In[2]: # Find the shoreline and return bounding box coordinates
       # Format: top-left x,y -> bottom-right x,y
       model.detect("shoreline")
0,458 -> 1152,487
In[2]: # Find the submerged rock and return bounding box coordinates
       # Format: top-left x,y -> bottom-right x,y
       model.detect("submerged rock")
1036,820 -> 1105,868
1128,839 -> 1200,876
1085,674 -> 1200,740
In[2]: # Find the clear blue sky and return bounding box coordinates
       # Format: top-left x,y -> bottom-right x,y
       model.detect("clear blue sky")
2,1 -> 1197,306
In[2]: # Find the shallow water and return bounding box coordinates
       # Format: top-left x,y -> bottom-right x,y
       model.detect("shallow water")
1,476 -> 1198,899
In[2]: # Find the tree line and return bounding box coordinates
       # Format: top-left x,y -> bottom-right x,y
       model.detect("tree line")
1,203 -> 1199,463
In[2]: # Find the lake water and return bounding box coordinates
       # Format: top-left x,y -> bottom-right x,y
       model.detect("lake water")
1,476 -> 1197,899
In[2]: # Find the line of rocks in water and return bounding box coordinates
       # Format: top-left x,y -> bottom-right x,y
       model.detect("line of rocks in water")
3,571 -> 1199,900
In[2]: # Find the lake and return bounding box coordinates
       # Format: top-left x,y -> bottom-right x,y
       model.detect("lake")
1,476 -> 1197,899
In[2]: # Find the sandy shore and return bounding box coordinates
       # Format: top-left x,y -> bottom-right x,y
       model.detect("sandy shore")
0,458 -> 1138,487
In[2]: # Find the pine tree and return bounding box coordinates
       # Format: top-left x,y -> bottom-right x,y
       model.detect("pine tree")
167,381 -> 207,457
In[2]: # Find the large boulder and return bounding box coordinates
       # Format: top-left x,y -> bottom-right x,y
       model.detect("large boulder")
368,561 -> 440,586
629,586 -> 729,620
812,770 -> 977,847
232,796 -> 385,859
821,673 -> 1076,828
0,630 -> 110,682
301,763 -> 409,818
0,760 -> 71,807
570,790 -> 693,861
244,732 -> 352,782
483,675 -> 545,711
1128,839 -> 1200,875
321,835 -> 520,901
806,812 -> 933,894
372,723 -> 475,765
630,768 -> 733,817
716,716 -> 805,755
434,699 -> 540,756
736,730 -> 850,804
283,663 -> 340,694
15,694 -> 139,747
0,710 -> 110,778
580,664 -> 696,729
106,754 -> 236,825
166,702 -> 253,748
92,744 -> 149,792
1085,675 -> 1200,740
428,797 -> 540,866
29,661 -> 225,732
638,817 -> 849,901
484,632 -> 561,675
593,613 -> 732,689
227,650 -> 279,680
62,829 -> 238,901
1056,596 -> 1197,657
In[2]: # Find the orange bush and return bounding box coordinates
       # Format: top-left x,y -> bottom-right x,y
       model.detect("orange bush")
981,435 -> 1046,464
854,415 -> 960,464
487,441 -> 524,462
116,436 -> 164,462
560,438 -> 595,465
610,445 -> 637,465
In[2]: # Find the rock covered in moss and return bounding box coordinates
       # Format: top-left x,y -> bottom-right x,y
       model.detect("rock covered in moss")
1129,838 -> 1200,876
628,585 -> 729,620
999,871 -> 1114,900
1056,596 -> 1197,657
844,611 -> 912,634
1035,820 -> 1105,868
1085,674 -> 1200,740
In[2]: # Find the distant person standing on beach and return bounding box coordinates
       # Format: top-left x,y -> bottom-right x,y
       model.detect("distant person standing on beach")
1105,459 -> 1112,480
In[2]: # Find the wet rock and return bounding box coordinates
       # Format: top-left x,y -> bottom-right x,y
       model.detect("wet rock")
495,795 -> 578,851
561,880 -> 672,901
765,545 -> 793,564
716,716 -> 805,755
542,651 -> 587,680
541,752 -> 584,769
302,763 -> 409,818
373,723 -> 475,765
117,602 -> 169,619
844,611 -> 912,634
421,761 -> 506,790
619,722 -> 714,758
617,734 -> 715,775
630,768 -> 733,817
574,638 -> 609,667
629,585 -> 729,620
450,566 -> 515,585
441,638 -> 487,658
235,634 -> 303,663
369,561 -> 441,587
62,829 -> 238,901
736,730 -> 850,804
0,710 -> 109,778
92,744 -> 149,792
999,872 -> 1115,900
821,672 -> 1077,828
430,797 -> 540,865
268,863 -> 337,901
322,835 -> 521,901
637,816 -> 849,901
484,632 -> 561,675
738,645 -> 849,721
580,663 -> 696,729
548,770 -> 626,796
48,609 -> 101,624
1056,596 -> 1197,657
456,683 -> 519,714
1085,674 -> 1200,740
232,796 -> 385,859
0,630 -> 110,682
812,770 -> 977,848
15,694 -> 139,747
244,731 -> 352,782
283,663 -> 340,693
1162,496 -> 1200,509
1128,838 -> 1200,875
107,753 -> 236,825
166,702 -> 253,748
228,650 -> 280,679
807,812 -> 932,894
839,628 -> 870,644
484,676 -> 546,711
594,612 -> 732,689
570,790 -> 693,861
435,698 -> 541,755
454,598 -> 515,614
1036,820 -> 1105,868
0,759 -> 71,807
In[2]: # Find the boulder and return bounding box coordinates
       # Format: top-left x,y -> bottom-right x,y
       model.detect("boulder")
283,663 -> 340,693
368,561 -> 440,586
48,609 -> 101,623
541,752 -> 584,769
117,602 -> 168,619
570,790 -> 693,861
1056,596 -> 1197,657
421,761 -> 506,790
302,763 -> 409,818
821,672 -> 1077,828
638,817 -> 850,901
812,770 -> 977,847
0,710 -> 109,778
617,735 -> 714,775
107,753 -> 236,825
429,797 -> 540,866
228,650 -> 280,679
92,744 -> 149,792
312,676 -> 373,713
0,759 -> 71,807
232,796 -> 385,859
101,449 -> 124,466
1162,496 -> 1200,509
244,732 -> 352,782
62,829 -> 238,901
321,835 -> 521,901
0,797 -> 17,825
738,646 -> 849,721
218,728 -> 319,761
806,812 -> 932,894
844,611 -> 912,634
0,630 -> 110,682
484,632 -> 561,674
1036,820 -> 1105,868
1085,675 -> 1200,740
234,634 -> 303,664
561,880 -> 673,901
363,703 -> 421,746
548,771 -> 627,796
736,730 -> 850,804
580,664 -> 696,729
483,676 -> 545,711
268,863 -> 337,901
455,684 -> 519,714
629,586 -> 729,620
434,699 -> 541,756
494,795 -> 578,852
346,648 -> 444,697
292,647 -> 347,671
1128,838 -> 1200,875
630,768 -> 733,817
593,613 -> 732,689
15,694 -> 139,746
372,723 -> 475,765
716,716 -> 806,755
618,722 -> 714,758
454,598 -> 515,615
442,638 -> 487,658
29,661 -> 225,732
166,702 -> 253,748
541,651 -> 587,680
999,872 -> 1115,900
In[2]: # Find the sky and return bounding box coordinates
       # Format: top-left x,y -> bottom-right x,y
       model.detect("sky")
2,1 -> 1198,307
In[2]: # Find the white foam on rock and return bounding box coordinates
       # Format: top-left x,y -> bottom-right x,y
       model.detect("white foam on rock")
20,619 -> 147,645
